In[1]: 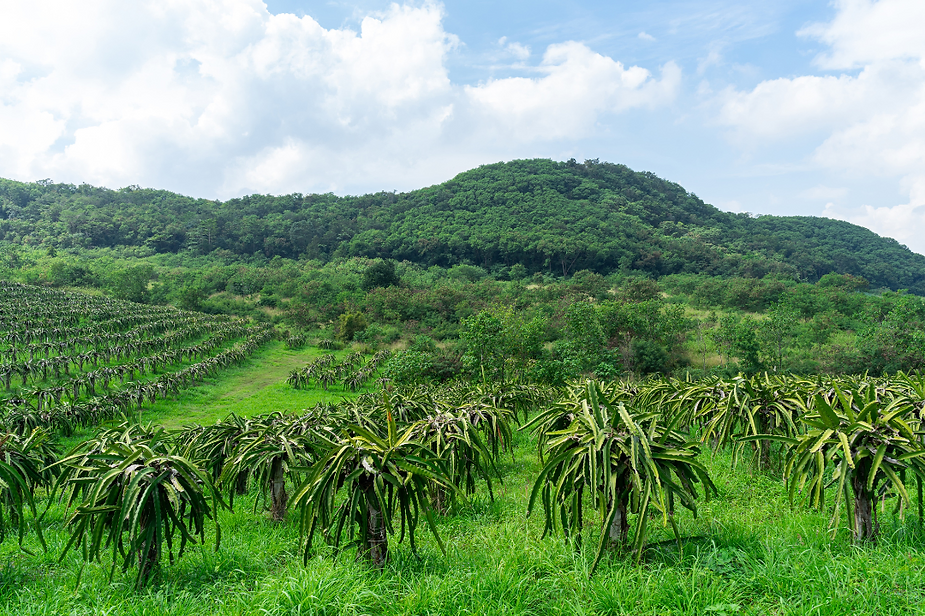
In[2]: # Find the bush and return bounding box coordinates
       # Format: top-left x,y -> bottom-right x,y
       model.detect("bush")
336,312 -> 367,342
362,260 -> 400,291
528,358 -> 581,386
409,334 -> 437,353
257,294 -> 278,308
48,260 -> 96,287
631,339 -> 669,375
381,350 -> 433,386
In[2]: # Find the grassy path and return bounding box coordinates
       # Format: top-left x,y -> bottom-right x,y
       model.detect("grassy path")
140,341 -> 364,429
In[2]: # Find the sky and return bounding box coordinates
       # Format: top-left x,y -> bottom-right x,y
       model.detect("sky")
1,0 -> 924,253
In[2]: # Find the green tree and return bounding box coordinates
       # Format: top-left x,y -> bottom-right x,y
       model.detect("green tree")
598,299 -> 686,376
362,260 -> 400,291
461,307 -> 543,384
337,312 -> 368,342
108,264 -> 155,303
856,294 -> 925,373
758,301 -> 799,372
733,317 -> 763,373
558,301 -> 606,373
712,314 -> 738,367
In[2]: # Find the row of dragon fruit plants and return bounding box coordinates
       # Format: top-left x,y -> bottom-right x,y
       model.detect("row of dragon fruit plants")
0,281 -> 274,435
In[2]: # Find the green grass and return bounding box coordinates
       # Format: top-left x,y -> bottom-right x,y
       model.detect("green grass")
4,357 -> 925,614
138,341 -> 370,429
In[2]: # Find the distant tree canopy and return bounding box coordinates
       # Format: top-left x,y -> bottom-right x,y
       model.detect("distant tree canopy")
2,158 -> 924,293
362,260 -> 400,291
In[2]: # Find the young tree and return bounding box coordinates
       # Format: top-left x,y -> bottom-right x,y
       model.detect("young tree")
758,301 -> 798,372
108,264 -> 155,303
362,260 -> 400,291
336,312 -> 367,342
461,307 -> 543,384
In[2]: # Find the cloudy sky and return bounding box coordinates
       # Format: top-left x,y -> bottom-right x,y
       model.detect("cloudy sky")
1,0 -> 924,253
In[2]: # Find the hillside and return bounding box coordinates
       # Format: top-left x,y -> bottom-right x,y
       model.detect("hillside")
2,158 -> 923,292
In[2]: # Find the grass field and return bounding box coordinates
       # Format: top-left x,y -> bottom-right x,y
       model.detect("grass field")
3,344 -> 925,615
138,341 -> 369,429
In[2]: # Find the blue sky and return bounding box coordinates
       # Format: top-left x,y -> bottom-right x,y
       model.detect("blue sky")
2,1 -> 924,252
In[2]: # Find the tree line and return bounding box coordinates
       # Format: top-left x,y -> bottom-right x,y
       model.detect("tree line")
3,158 -> 924,292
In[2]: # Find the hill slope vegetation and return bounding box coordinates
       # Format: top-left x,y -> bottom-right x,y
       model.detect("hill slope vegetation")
1,158 -> 923,292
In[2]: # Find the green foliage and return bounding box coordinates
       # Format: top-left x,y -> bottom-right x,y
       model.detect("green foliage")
47,259 -> 96,287
712,314 -> 763,373
381,350 -> 434,386
177,413 -> 252,485
336,312 -> 368,342
4,160 -> 925,292
630,339 -> 668,375
526,382 -> 716,572
219,413 -> 322,520
362,260 -> 400,291
54,423 -> 224,587
697,374 -> 803,468
569,270 -> 610,299
460,311 -> 504,381
0,429 -> 54,549
561,302 -> 606,372
855,293 -> 925,373
597,297 -> 688,376
412,403 -> 509,510
293,409 -> 454,568
770,382 -> 925,542
174,284 -> 206,311
758,301 -> 799,371
107,264 -> 155,303
615,277 -> 661,303
461,307 -> 543,383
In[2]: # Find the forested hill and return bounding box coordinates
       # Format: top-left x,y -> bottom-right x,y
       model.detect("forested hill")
2,158 -> 924,293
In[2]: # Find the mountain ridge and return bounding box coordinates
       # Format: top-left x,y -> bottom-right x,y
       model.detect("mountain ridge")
1,158 -> 923,293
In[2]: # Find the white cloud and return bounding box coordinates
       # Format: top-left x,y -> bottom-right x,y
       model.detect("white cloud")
799,0 -> 925,69
714,0 -> 925,254
0,1 -> 675,198
465,43 -> 681,141
697,48 -> 723,75
717,63 -> 921,141
498,37 -> 531,61
638,31 -> 656,42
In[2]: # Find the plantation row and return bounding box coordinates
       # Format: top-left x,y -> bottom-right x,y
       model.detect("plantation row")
3,371 -> 925,589
1,320 -> 257,388
1,326 -> 274,436
286,350 -> 392,391
1,313 -> 230,363
0,281 -> 187,330
0,283 -> 276,434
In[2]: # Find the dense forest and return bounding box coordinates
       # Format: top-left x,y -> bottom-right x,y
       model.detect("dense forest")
2,158 -> 924,293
